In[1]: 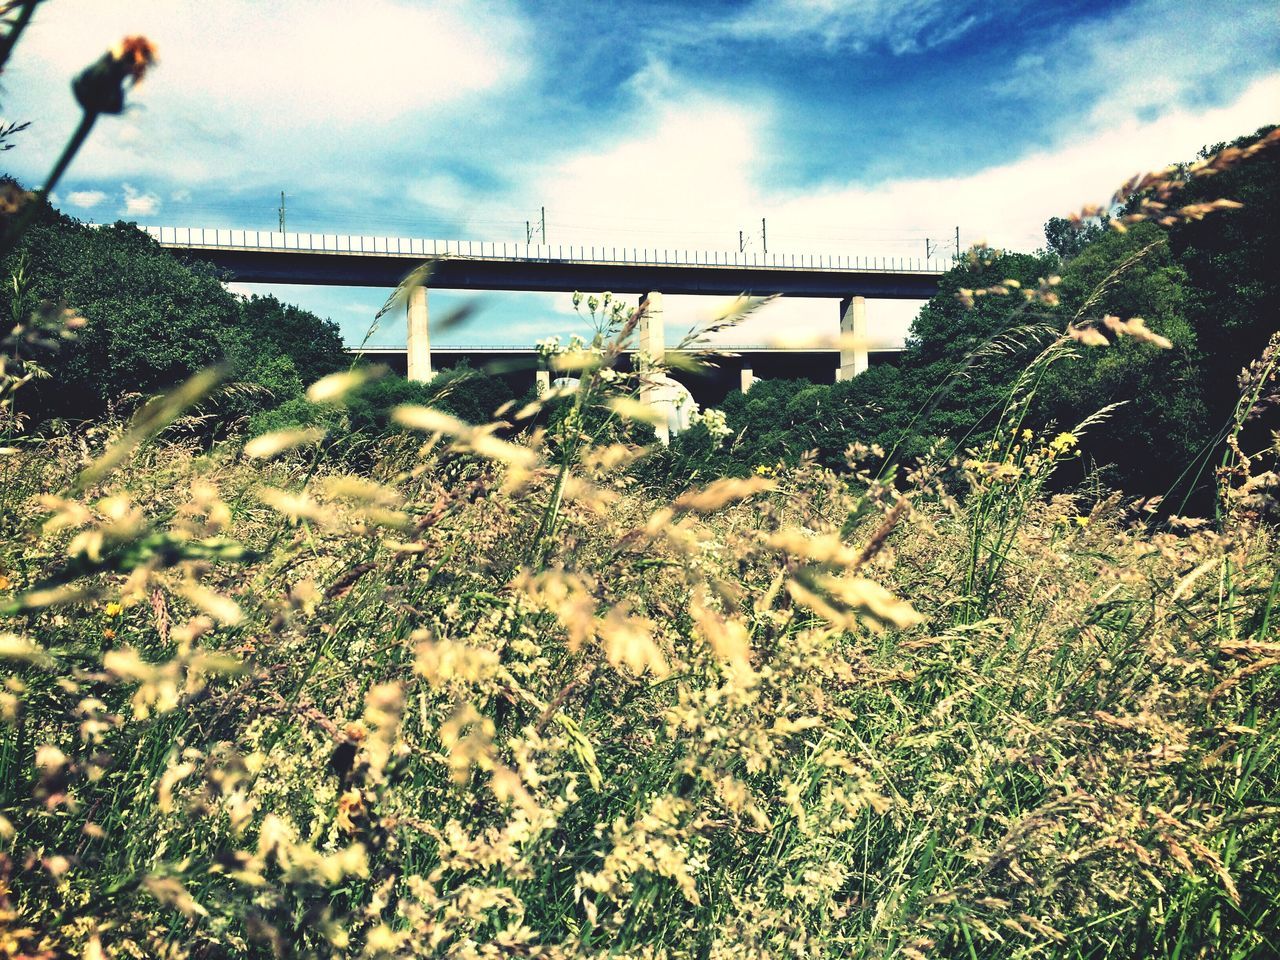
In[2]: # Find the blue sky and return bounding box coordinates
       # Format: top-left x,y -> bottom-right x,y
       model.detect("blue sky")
3,0 -> 1278,350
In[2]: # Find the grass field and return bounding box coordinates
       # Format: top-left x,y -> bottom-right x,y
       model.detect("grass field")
1,330 -> 1277,957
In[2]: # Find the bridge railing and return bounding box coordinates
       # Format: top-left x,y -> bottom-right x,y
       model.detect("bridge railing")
141,225 -> 950,274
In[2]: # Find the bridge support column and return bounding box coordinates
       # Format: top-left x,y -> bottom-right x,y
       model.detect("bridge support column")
638,291 -> 668,444
406,285 -> 432,383
536,365 -> 550,396
639,291 -> 665,366
740,362 -> 755,393
837,295 -> 867,381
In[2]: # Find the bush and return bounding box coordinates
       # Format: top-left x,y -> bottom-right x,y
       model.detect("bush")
247,366 -> 517,449
0,203 -> 347,424
423,361 -> 516,425
1034,224 -> 1208,497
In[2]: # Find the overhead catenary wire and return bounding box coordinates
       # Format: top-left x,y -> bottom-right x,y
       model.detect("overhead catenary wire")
103,193 -> 966,252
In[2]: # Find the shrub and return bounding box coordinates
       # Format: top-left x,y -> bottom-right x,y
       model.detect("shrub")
0,205 -> 347,424
1034,224 -> 1209,497
246,366 -> 517,454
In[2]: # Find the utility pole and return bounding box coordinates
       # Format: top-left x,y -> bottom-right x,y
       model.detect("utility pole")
526,207 -> 547,244
278,191 -> 286,233
739,221 -> 767,254
927,227 -> 963,260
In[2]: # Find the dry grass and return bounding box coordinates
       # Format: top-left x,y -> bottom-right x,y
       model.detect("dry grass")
0,348 -> 1277,959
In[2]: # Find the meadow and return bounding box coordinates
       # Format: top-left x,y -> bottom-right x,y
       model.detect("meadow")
2,286 -> 1278,958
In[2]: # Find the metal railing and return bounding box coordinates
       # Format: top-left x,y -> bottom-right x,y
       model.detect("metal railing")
141,225 -> 950,275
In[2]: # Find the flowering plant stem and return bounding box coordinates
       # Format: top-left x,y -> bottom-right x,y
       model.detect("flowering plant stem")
0,1 -> 39,74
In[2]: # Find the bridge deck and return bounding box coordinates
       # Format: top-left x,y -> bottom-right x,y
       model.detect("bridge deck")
144,226 -> 946,298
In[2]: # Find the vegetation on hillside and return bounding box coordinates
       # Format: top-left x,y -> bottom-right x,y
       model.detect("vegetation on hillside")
657,127 -> 1279,508
0,202 -> 347,425
0,198 -> 523,450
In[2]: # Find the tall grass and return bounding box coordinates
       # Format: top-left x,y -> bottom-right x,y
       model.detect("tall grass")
1,299 -> 1278,958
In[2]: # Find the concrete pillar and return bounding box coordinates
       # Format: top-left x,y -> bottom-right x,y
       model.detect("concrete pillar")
638,291 -> 665,366
406,285 -> 432,383
638,291 -> 668,445
740,363 -> 755,393
535,367 -> 550,396
837,295 -> 868,381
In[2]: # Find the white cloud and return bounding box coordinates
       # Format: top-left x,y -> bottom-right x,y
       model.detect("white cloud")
720,0 -> 990,54
15,0 -> 526,123
527,66 -> 1280,257
4,0 -> 530,186
122,183 -> 160,216
407,173 -> 476,215
504,67 -> 1280,349
66,189 -> 106,208
532,94 -> 766,250
772,72 -> 1280,255
995,0 -> 1280,131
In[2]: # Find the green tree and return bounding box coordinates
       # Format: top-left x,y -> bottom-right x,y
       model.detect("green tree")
892,249 -> 1060,462
1043,214 -> 1109,259
425,361 -> 516,425
1035,223 -> 1208,496
0,202 -> 348,422
232,294 -> 344,388
1168,125 -> 1279,425
5,211 -> 237,417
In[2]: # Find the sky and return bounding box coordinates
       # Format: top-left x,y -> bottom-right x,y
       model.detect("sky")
2,0 -> 1278,350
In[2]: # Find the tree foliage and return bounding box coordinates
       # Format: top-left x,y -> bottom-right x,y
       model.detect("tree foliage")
1034,224 -> 1208,495
0,199 -> 346,422
1168,125 -> 1279,423
658,128 -> 1278,507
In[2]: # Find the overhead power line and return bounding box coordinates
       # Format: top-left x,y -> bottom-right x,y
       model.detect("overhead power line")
124,192 -> 964,253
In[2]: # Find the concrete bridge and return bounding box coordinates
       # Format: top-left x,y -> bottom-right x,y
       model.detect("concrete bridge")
143,225 -> 945,388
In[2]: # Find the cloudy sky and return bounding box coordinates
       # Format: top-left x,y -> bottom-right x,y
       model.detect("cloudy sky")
2,0 -> 1278,349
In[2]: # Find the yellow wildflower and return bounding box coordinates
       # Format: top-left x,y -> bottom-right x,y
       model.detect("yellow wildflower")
1049,432 -> 1078,455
